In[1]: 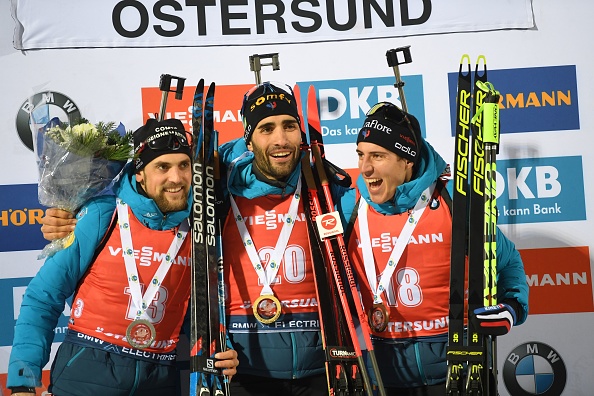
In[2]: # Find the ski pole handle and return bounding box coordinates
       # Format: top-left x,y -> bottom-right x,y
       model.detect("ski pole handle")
158,74 -> 186,121
386,46 -> 412,113
473,81 -> 500,146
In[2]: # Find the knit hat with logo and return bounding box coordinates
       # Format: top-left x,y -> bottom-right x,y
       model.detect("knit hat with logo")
133,118 -> 191,171
241,82 -> 301,143
356,102 -> 421,163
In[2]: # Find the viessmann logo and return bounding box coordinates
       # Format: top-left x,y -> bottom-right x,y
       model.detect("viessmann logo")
519,246 -> 593,315
448,65 -> 579,135
140,83 -> 252,144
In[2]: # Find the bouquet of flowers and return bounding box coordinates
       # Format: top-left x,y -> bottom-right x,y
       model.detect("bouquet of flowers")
35,118 -> 133,258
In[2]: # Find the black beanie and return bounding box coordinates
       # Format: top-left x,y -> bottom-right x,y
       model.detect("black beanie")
241,82 -> 301,143
133,118 -> 191,171
356,102 -> 421,163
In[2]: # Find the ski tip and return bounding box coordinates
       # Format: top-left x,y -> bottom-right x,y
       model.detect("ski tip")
459,54 -> 471,75
206,82 -> 216,105
293,84 -> 308,140
475,55 -> 487,76
193,80 -> 205,100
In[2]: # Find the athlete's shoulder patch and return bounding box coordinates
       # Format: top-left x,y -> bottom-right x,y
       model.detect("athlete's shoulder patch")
76,207 -> 88,220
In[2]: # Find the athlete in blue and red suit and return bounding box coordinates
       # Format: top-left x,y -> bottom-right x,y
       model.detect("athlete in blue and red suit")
36,92 -> 529,396
8,118 -> 238,396
37,83 -> 331,396
217,82 -> 329,395
334,102 -> 529,396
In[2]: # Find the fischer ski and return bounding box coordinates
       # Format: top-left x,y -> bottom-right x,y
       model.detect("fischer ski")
301,85 -> 387,396
446,54 -> 472,396
446,55 -> 501,396
190,80 -> 226,396
466,55 -> 489,396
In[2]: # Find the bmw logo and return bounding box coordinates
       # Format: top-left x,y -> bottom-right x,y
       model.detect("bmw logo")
503,342 -> 566,395
16,91 -> 82,151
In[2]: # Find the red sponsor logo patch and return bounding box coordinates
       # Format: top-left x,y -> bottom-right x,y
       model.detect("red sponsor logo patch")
519,246 -> 592,315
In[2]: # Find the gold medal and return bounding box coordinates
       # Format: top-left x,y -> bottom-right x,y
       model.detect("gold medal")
253,294 -> 282,324
369,303 -> 389,333
126,319 -> 156,349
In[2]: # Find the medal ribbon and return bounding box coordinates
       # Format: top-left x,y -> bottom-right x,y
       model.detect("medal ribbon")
227,153 -> 302,296
117,199 -> 189,320
358,184 -> 435,305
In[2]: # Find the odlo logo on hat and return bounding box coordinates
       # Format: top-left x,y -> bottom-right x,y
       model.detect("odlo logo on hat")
356,113 -> 419,163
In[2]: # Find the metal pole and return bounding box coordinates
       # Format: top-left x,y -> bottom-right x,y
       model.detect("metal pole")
249,53 -> 280,84
158,74 -> 186,121
386,46 -> 413,113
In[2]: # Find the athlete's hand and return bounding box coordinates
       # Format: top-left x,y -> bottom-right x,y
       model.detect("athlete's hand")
11,393 -> 36,396
41,208 -> 76,241
215,349 -> 239,378
470,303 -> 517,336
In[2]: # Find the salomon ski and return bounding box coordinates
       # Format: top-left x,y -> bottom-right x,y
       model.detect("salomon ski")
189,81 -> 226,395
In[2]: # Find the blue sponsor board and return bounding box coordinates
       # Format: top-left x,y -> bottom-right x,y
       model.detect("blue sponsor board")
0,277 -> 70,346
0,184 -> 47,252
496,156 -> 585,224
297,75 -> 425,145
448,65 -> 579,135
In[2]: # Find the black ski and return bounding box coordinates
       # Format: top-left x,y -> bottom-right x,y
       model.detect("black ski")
446,54 -> 472,396
304,85 -> 387,396
446,55 -> 494,396
296,85 -> 361,396
466,56 -> 489,396
190,81 -> 224,395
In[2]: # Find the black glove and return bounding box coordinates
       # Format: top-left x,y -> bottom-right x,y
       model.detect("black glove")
471,302 -> 517,336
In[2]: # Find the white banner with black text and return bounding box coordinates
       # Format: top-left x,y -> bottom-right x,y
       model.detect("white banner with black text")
11,0 -> 534,50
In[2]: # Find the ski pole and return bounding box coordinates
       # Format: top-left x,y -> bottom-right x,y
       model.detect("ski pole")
386,46 -> 413,113
157,74 -> 186,121
472,80 -> 501,396
249,53 -> 280,84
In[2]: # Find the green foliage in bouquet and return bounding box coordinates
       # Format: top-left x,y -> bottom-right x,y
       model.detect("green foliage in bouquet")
45,118 -> 133,161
